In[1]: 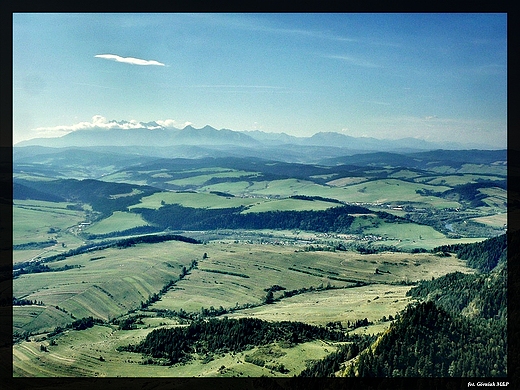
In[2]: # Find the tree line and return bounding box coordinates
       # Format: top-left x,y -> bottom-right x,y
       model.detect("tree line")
133,204 -> 402,233
117,317 -> 367,365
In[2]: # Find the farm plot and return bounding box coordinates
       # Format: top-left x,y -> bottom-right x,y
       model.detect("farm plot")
335,179 -> 459,208
165,169 -> 260,187
327,177 -> 369,187
416,174 -> 505,186
201,178 -> 461,209
471,213 -> 507,229
13,240 -> 205,330
13,200 -> 86,246
478,187 -> 507,210
13,305 -> 74,335
150,241 -> 472,315
225,284 -> 414,327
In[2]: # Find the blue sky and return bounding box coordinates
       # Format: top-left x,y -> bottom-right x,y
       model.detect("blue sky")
13,13 -> 507,147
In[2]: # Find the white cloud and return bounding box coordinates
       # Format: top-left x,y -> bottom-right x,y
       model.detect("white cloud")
95,54 -> 166,66
156,119 -> 192,129
31,116 -> 187,138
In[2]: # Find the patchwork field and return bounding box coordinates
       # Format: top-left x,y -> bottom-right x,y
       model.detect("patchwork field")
13,240 -> 205,328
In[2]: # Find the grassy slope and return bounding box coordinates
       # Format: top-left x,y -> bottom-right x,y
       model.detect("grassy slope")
13,200 -> 85,246
84,211 -> 149,234
13,241 -> 204,324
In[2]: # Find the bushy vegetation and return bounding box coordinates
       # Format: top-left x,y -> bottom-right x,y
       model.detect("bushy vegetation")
13,263 -> 81,277
118,317 -> 365,365
13,239 -> 58,250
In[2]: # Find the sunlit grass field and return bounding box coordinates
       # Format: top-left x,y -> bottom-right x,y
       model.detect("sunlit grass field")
129,191 -> 260,210
13,240 -> 205,324
13,200 -> 85,245
84,211 -> 149,234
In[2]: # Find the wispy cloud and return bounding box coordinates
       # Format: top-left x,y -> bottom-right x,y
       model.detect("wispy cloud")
191,84 -> 285,89
193,14 -> 358,43
362,100 -> 391,106
325,55 -> 381,68
95,54 -> 166,66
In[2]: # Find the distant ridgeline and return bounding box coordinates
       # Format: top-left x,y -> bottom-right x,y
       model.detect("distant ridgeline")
327,233 -> 508,378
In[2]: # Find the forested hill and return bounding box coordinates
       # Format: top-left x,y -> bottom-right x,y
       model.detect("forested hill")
433,233 -> 507,272
134,203 -> 403,233
334,234 -> 507,378
14,178 -> 160,216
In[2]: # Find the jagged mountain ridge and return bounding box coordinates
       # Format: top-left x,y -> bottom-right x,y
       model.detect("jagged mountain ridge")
15,123 -> 495,152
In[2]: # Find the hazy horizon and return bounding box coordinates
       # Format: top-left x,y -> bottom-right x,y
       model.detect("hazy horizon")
13,13 -> 507,148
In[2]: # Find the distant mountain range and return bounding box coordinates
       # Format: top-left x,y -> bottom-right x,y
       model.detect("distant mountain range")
15,123 -> 501,163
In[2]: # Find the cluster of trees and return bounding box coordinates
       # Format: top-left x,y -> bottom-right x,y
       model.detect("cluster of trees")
45,316 -> 103,339
13,263 -> 81,278
118,317 -> 359,365
71,316 -> 104,331
114,315 -> 145,330
348,318 -> 373,330
289,195 -> 344,204
134,204 -> 377,233
114,233 -> 200,248
199,268 -> 250,278
13,240 -> 57,250
13,297 -> 44,306
299,337 -> 375,377
209,190 -> 235,198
